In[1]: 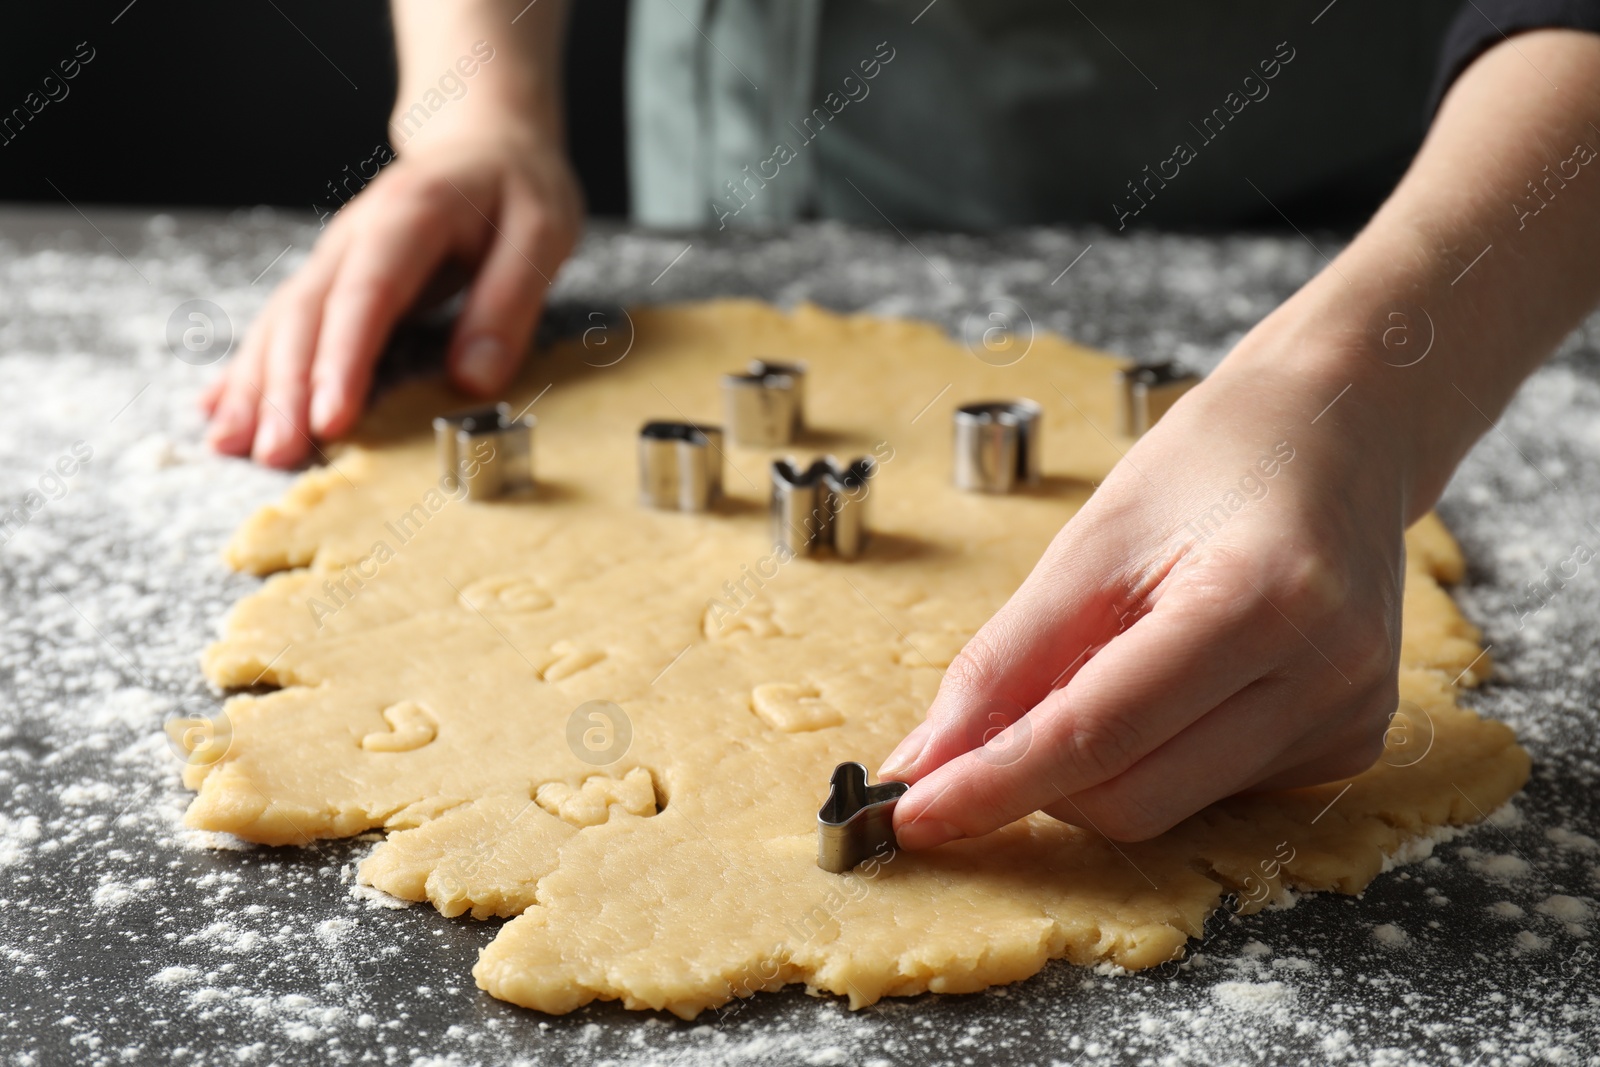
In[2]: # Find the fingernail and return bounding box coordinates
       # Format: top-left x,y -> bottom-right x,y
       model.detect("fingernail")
895,817 -> 963,851
207,405 -> 246,451
206,410 -> 236,445
879,730 -> 929,780
458,336 -> 505,393
309,383 -> 341,436
252,415 -> 286,463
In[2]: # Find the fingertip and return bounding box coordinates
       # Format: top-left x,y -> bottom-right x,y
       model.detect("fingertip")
206,419 -> 252,456
206,398 -> 256,456
877,757 -> 912,783
452,208 -> 551,396
309,380 -> 347,439
878,720 -> 932,782
896,698 -> 1020,784
251,408 -> 305,468
894,815 -> 963,852
451,336 -> 511,396
891,762 -> 972,850
198,376 -> 225,416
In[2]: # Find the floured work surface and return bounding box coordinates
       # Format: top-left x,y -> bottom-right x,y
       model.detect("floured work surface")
181,301 -> 1529,1018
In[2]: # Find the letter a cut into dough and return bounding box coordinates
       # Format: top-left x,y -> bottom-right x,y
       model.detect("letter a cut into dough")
185,301 -> 1528,1018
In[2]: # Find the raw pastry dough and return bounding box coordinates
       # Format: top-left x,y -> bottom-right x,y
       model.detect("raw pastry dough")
184,301 -> 1528,1018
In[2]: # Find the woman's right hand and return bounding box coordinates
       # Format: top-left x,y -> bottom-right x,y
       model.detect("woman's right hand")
202,120 -> 583,467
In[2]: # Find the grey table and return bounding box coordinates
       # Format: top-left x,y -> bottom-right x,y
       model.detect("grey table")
1,206 -> 1596,1066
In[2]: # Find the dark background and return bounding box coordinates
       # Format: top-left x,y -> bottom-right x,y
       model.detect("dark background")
0,1 -> 1482,233
0,0 -> 631,217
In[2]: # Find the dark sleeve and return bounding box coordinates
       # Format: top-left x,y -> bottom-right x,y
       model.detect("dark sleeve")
1428,0 -> 1600,114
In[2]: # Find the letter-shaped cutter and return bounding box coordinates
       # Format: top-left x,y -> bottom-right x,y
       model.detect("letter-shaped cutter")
723,360 -> 806,446
817,762 -> 909,873
639,421 -> 724,511
771,455 -> 874,560
952,400 -> 1041,493
1118,362 -> 1199,437
433,403 -> 536,501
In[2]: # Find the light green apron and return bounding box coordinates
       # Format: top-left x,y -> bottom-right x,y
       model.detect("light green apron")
628,0 -> 1460,231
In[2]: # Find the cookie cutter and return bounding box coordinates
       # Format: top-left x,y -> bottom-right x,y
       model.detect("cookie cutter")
818,762 -> 909,873
723,359 -> 806,447
639,421 -> 724,511
771,455 -> 874,560
953,400 -> 1041,493
1118,362 -> 1199,437
433,403 -> 536,500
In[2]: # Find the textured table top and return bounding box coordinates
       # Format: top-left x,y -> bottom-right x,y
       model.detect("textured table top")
1,206 -> 1597,1066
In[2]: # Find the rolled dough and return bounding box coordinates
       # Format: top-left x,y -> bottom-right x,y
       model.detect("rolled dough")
183,301 -> 1529,1018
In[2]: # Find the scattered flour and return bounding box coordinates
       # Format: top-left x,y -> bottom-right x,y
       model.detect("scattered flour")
1513,930 -> 1549,954
91,882 -> 133,909
1213,981 -> 1294,1017
1380,824 -> 1465,872
92,876 -> 157,909
178,829 -> 258,852
149,966 -> 199,986
1370,924 -> 1408,948
0,812 -> 42,867
58,781 -> 118,807
1269,957 -> 1316,973
1535,895 -> 1592,924
1546,827 -> 1599,854
184,921 -> 262,954
349,881 -> 415,910
1485,801 -> 1524,828
1459,847 -> 1533,881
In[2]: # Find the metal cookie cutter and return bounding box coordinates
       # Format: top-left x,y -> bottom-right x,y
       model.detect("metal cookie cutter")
723,359 -> 807,447
818,762 -> 909,873
1118,362 -> 1200,437
639,421 -> 724,511
771,455 -> 875,560
434,403 -> 536,501
953,400 -> 1042,493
